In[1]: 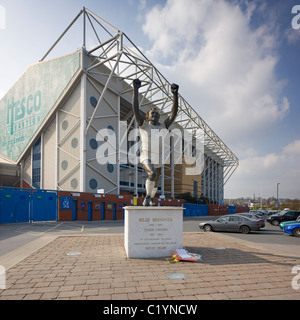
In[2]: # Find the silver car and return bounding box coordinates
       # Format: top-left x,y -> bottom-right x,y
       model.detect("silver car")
238,213 -> 265,228
199,215 -> 261,234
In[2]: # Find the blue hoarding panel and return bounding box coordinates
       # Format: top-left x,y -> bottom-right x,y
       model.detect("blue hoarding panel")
0,190 -> 30,223
183,204 -> 208,216
198,205 -> 208,216
228,206 -> 236,214
31,191 -> 57,222
15,191 -> 30,222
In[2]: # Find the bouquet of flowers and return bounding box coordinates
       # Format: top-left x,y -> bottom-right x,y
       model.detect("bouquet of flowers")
167,248 -> 202,263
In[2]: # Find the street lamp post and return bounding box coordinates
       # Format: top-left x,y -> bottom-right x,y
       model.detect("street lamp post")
277,183 -> 280,211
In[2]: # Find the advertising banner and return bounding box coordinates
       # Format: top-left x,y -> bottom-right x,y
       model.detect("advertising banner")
0,51 -> 80,161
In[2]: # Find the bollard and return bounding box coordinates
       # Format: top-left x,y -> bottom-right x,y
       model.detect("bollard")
88,202 -> 92,221
113,203 -> 116,220
101,202 -> 105,220
72,199 -> 77,221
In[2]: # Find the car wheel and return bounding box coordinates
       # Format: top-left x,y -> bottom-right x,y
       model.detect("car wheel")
271,220 -> 279,226
240,225 -> 250,234
203,224 -> 212,232
292,228 -> 300,237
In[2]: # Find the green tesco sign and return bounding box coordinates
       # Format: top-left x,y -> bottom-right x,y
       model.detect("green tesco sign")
0,51 -> 80,161
6,90 -> 42,135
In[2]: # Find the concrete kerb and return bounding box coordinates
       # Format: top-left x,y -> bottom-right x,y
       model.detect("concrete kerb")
0,235 -> 59,270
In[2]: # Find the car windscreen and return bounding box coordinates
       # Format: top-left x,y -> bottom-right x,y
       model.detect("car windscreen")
276,211 -> 287,216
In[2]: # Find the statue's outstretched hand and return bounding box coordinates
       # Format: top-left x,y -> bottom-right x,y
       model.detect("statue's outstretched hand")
171,83 -> 179,95
133,79 -> 142,89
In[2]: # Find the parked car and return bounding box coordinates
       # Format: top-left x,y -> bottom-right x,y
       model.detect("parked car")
238,213 -> 265,228
266,211 -> 278,216
249,210 -> 267,221
279,215 -> 300,229
256,210 -> 268,219
283,222 -> 300,237
199,215 -> 261,234
267,210 -> 300,226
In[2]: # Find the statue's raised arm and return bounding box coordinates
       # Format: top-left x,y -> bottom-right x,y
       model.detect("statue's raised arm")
164,83 -> 179,129
132,79 -> 144,126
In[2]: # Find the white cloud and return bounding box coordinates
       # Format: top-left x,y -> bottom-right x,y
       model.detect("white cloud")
225,140 -> 300,199
141,0 -> 295,198
283,139 -> 300,155
142,0 -> 289,152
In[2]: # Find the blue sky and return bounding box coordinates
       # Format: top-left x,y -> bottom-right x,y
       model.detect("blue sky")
0,0 -> 299,200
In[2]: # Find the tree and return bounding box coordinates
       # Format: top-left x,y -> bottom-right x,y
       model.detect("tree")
280,199 -> 300,210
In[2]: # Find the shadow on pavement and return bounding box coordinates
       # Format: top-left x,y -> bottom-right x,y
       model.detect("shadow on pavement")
185,245 -> 300,267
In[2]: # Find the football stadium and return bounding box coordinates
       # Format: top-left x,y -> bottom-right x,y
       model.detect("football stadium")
0,8 -> 238,206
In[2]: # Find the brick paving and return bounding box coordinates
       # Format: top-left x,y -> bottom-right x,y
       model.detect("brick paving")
0,232 -> 300,300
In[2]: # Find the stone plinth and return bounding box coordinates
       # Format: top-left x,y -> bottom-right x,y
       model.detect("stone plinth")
124,206 -> 183,259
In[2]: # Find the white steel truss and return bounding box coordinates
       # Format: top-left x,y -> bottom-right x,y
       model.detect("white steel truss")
41,7 -> 238,203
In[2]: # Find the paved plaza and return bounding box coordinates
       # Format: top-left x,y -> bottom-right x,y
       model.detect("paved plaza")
0,231 -> 299,300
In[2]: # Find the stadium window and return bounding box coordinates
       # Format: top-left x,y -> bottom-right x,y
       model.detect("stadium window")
32,137 -> 41,189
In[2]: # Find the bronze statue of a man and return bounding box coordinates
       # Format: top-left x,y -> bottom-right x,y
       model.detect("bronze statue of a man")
132,78 -> 179,206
